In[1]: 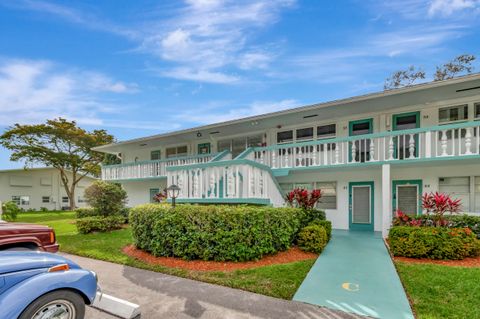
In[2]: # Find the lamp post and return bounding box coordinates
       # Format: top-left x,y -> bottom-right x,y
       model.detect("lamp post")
166,184 -> 181,208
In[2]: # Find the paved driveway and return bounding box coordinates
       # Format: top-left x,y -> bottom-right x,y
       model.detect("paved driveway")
294,231 -> 413,319
62,253 -> 366,319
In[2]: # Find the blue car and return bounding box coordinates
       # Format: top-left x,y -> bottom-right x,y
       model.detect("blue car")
0,251 -> 98,319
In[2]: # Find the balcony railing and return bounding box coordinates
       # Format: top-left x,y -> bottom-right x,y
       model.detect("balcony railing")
101,153 -> 219,181
249,121 -> 480,169
166,159 -> 285,206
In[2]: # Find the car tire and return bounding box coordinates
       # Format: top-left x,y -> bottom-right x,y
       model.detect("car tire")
19,290 -> 85,319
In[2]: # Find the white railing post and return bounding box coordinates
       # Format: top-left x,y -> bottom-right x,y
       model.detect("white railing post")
465,128 -> 472,155
440,130 -> 448,156
369,138 -> 375,161
409,134 -> 416,159
388,136 -> 394,160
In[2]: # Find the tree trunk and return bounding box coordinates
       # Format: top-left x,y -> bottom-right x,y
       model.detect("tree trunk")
69,185 -> 76,211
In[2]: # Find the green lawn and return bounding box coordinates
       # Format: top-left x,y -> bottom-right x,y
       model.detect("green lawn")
396,262 -> 480,319
16,211 -> 314,300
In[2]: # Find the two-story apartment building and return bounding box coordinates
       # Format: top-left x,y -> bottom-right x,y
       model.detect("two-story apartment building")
95,74 -> 480,236
0,167 -> 96,210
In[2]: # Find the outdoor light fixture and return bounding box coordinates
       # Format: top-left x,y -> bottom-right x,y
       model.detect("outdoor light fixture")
167,184 -> 181,208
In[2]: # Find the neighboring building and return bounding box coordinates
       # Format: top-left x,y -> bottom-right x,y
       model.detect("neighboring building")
94,74 -> 480,236
0,167 -> 96,210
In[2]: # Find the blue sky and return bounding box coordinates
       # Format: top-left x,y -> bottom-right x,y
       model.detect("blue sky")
0,0 -> 479,168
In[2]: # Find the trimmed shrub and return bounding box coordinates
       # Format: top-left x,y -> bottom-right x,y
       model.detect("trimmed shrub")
76,216 -> 124,234
309,219 -> 332,241
129,204 -> 305,261
388,226 -> 480,260
297,225 -> 328,253
75,207 -> 98,219
84,181 -> 127,217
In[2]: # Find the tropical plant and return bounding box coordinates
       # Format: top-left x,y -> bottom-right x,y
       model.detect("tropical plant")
422,192 -> 461,227
153,189 -> 167,203
285,188 -> 322,209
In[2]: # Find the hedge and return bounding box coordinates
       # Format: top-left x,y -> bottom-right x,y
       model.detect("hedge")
389,226 -> 480,260
129,204 -> 305,261
297,225 -> 328,253
75,207 -> 130,223
309,219 -> 332,241
76,216 -> 124,234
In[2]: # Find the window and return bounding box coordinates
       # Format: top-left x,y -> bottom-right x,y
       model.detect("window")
12,195 -> 30,205
296,127 -> 314,141
280,182 -> 337,209
277,130 -> 293,143
475,103 -> 480,119
439,104 -> 468,123
62,196 -> 69,203
439,177 -> 470,212
317,124 -> 336,139
42,196 -> 50,203
166,145 -> 188,158
77,197 -> 85,203
217,134 -> 264,158
475,177 -> 480,213
150,150 -> 161,160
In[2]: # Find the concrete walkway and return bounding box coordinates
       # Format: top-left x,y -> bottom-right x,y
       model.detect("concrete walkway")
62,253 -> 367,319
293,230 -> 414,319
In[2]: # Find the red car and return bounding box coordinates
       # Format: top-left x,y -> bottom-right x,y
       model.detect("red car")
0,221 -> 59,252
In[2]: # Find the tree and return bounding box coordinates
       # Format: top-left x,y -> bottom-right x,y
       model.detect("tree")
0,118 -> 115,210
0,201 -> 21,221
434,54 -> 476,81
384,65 -> 426,90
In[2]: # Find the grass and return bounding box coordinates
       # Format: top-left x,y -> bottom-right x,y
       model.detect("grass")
396,262 -> 480,319
16,211 -> 314,300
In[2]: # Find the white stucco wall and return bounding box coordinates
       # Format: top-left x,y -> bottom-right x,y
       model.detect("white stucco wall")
0,168 -> 96,210
121,179 -> 168,207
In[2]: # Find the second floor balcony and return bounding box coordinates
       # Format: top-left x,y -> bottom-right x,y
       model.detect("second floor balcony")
101,121 -> 480,181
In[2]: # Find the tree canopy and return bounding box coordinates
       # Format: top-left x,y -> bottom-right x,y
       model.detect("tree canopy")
385,54 -> 477,90
0,118 -> 115,209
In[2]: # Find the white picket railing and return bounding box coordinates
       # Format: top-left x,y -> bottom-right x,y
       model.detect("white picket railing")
250,122 -> 480,169
166,161 -> 285,207
102,153 -> 217,181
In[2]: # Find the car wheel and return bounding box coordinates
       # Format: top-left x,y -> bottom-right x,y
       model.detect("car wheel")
19,290 -> 85,319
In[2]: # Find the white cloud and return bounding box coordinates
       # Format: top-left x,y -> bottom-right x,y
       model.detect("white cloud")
139,0 -> 296,83
0,58 -> 138,127
174,99 -> 298,124
428,0 -> 480,16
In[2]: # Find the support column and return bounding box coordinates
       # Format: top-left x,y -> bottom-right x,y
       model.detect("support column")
382,164 -> 391,238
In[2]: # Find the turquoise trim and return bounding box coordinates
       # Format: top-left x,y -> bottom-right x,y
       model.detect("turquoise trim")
348,118 -> 373,136
348,118 -> 373,162
198,142 -> 211,155
393,111 -> 420,158
251,121 -> 480,152
236,147 -> 255,159
349,181 -> 374,231
392,179 -> 423,216
210,150 -> 231,162
166,158 -> 284,200
168,198 -> 271,205
270,154 -> 480,175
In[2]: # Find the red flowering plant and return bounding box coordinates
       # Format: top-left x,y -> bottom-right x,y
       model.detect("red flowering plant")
422,192 -> 461,227
392,210 -> 412,226
153,189 -> 168,203
285,188 -> 322,210
285,188 -> 325,225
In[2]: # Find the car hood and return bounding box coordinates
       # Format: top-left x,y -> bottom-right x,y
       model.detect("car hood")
0,222 -> 52,231
0,252 -> 80,275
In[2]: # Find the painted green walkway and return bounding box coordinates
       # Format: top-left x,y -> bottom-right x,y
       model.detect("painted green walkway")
294,230 -> 414,319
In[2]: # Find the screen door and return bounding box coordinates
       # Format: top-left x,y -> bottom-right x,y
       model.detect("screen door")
352,186 -> 371,224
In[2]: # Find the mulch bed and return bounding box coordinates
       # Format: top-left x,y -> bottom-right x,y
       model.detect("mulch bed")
394,256 -> 480,268
123,245 -> 318,272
